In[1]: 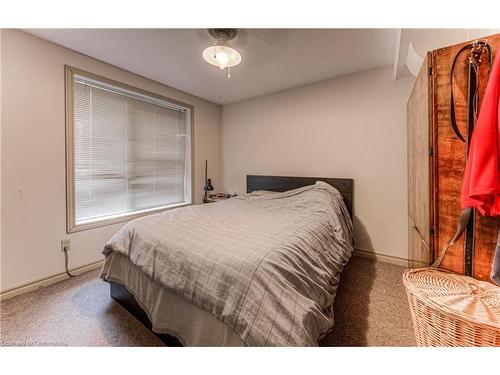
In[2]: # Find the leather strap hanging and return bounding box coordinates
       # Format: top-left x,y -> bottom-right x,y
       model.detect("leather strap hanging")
448,42 -> 492,143
432,41 -> 492,274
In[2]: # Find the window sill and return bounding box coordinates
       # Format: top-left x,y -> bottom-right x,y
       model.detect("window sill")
67,201 -> 191,233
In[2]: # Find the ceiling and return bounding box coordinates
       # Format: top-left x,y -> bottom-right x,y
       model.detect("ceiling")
24,29 -> 397,105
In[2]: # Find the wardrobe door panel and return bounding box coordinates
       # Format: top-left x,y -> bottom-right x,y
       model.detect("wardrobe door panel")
432,34 -> 500,279
408,53 -> 432,265
409,218 -> 431,268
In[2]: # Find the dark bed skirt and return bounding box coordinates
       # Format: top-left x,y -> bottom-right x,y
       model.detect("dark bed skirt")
109,281 -> 183,347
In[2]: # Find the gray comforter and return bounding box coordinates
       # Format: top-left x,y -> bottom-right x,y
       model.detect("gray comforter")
101,181 -> 354,346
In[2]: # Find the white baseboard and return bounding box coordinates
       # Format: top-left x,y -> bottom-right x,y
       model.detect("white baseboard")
0,259 -> 105,301
0,249 -> 417,300
353,248 -> 411,267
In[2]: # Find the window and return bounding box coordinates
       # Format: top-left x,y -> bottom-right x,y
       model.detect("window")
65,66 -> 193,232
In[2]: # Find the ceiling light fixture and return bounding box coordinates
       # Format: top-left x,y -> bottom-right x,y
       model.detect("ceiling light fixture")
202,29 -> 241,78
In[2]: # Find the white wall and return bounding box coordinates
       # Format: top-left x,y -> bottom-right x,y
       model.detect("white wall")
222,66 -> 414,260
0,29 -> 3,285
1,30 -> 222,292
1,30 -> 416,292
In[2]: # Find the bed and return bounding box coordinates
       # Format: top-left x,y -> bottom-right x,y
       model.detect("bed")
100,175 -> 354,346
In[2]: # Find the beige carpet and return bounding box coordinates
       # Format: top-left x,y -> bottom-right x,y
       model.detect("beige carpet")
0,256 -> 416,346
322,256 -> 416,346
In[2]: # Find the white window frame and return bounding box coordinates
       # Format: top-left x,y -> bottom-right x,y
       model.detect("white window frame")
65,65 -> 194,233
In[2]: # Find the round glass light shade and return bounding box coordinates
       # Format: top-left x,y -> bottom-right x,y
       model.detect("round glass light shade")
202,43 -> 242,70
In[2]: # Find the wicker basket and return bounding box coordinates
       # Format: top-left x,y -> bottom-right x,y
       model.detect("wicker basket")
403,268 -> 500,346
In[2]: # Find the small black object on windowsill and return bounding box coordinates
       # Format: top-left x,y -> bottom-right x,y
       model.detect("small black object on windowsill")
203,160 -> 214,203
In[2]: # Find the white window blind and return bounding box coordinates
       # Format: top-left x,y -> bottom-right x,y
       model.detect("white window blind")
72,75 -> 192,226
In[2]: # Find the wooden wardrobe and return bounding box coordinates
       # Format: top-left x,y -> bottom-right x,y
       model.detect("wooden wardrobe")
408,33 -> 500,281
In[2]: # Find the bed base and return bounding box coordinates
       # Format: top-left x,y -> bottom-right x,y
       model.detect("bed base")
110,281 -> 183,346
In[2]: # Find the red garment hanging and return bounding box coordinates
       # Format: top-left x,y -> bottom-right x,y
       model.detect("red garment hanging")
461,53 -> 500,216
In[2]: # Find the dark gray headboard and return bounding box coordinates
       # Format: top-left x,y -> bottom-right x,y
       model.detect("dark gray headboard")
246,175 -> 354,217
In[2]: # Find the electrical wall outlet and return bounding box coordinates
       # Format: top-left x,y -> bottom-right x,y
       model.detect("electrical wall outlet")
61,239 -> 71,252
